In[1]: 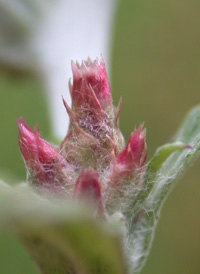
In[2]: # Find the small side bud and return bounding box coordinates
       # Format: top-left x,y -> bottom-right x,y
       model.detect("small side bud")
17,117 -> 69,197
104,126 -> 147,205
74,169 -> 105,218
117,125 -> 147,176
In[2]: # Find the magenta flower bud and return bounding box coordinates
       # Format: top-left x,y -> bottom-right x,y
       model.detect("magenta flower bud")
17,58 -> 147,215
17,117 -> 69,197
74,169 -> 105,218
71,56 -> 112,111
61,57 -> 124,168
117,125 -> 147,176
103,126 -> 147,213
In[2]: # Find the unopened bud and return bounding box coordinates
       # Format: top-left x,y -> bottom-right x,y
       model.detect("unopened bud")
17,117 -> 70,197
74,169 -> 105,218
117,125 -> 147,176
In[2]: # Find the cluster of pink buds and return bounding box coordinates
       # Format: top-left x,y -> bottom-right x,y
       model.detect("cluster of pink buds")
17,57 -> 147,219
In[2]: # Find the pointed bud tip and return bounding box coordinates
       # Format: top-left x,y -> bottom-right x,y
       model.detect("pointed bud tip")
16,116 -> 32,135
17,117 -> 64,166
70,56 -> 112,109
74,169 -> 105,218
74,168 -> 100,197
117,125 -> 147,175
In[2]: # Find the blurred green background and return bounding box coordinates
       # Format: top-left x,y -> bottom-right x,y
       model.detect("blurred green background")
1,0 -> 200,273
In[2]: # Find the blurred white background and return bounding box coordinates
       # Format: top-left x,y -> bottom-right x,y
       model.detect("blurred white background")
0,0 -> 118,138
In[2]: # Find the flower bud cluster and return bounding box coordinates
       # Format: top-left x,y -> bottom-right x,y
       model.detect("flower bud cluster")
17,57 -> 147,219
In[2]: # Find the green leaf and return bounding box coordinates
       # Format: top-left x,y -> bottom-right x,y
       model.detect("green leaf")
0,183 -> 127,274
128,105 -> 200,273
150,105 -> 200,212
130,141 -> 187,217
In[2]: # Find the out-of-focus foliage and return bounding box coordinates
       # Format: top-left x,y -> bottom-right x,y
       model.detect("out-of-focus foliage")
0,183 -> 127,274
0,0 -> 52,71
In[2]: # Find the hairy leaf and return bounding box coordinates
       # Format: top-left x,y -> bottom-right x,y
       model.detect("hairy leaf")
128,105 -> 200,273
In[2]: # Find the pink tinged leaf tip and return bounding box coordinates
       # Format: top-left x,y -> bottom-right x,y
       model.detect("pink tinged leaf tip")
74,169 -> 105,218
17,117 -> 68,196
117,125 -> 147,176
17,117 -> 59,167
71,56 -> 112,111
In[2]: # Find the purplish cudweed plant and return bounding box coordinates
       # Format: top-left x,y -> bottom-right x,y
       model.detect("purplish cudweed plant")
1,57 -> 200,274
